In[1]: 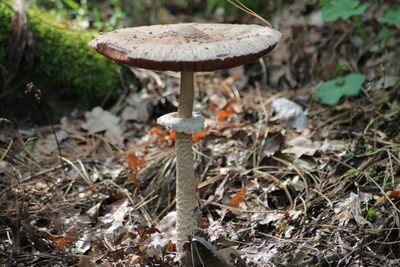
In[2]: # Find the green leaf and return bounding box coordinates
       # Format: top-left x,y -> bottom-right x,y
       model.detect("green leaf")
62,0 -> 79,10
380,8 -> 400,25
316,74 -> 366,105
321,0 -> 370,22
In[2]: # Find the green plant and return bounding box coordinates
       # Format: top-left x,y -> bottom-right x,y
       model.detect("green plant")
29,0 -> 126,31
91,0 -> 126,31
365,208 -> 377,221
320,0 -> 370,22
380,7 -> 400,25
315,73 -> 366,105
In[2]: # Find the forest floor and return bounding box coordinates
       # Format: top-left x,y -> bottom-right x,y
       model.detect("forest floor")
1,1 -> 400,266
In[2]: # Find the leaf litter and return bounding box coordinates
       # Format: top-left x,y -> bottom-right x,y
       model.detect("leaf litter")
1,0 -> 400,266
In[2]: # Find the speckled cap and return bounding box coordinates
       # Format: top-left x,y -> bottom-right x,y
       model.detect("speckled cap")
89,23 -> 281,72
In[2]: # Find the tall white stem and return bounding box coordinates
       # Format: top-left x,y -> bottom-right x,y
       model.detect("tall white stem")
176,71 -> 197,258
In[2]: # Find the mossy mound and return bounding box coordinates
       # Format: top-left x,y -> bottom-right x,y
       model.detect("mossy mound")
0,1 -> 123,122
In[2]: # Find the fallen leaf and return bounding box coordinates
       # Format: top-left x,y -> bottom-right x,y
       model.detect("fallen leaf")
121,93 -> 154,123
48,235 -> 77,250
192,132 -> 208,142
34,131 -> 69,154
81,107 -> 124,146
126,153 -> 146,169
169,131 -> 176,141
260,133 -> 284,158
148,126 -> 174,142
390,191 -> 400,198
284,135 -> 321,158
107,249 -> 125,261
271,98 -> 308,129
229,187 -> 247,207
82,107 -> 119,133
217,109 -> 235,122
216,100 -> 242,122
166,241 -> 175,252
379,191 -> 400,203
150,211 -> 177,248
99,199 -> 133,247
137,225 -> 159,242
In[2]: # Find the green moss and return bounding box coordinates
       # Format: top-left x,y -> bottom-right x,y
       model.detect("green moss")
0,1 -> 122,119
28,7 -> 121,96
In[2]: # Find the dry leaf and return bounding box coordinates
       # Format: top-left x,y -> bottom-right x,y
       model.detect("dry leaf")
166,241 -> 175,252
48,235 -> 77,250
379,191 -> 400,203
285,135 -> 321,158
229,187 -> 247,207
137,225 -> 159,242
107,249 -> 125,261
148,126 -> 174,142
121,93 -> 154,123
192,132 -> 208,142
217,109 -> 235,122
169,131 -> 176,141
82,107 -> 119,133
81,107 -> 124,146
126,153 -> 146,169
216,100 -> 242,122
271,98 -> 308,129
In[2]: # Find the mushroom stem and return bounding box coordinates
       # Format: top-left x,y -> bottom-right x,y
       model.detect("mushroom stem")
176,71 -> 197,257
178,71 -> 194,118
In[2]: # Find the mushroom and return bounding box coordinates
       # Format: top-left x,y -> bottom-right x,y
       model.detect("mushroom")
89,23 -> 281,259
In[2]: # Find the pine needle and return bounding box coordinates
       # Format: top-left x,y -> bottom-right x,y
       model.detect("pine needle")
226,0 -> 272,27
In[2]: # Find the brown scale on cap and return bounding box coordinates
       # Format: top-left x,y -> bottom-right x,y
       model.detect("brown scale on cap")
89,23 -> 281,72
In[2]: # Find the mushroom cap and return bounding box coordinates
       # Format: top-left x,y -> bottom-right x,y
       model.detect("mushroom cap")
89,23 -> 281,72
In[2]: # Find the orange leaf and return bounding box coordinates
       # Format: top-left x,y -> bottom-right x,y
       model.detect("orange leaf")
126,153 -> 146,169
107,249 -> 125,261
48,235 -> 77,250
216,109 -> 235,122
148,126 -> 162,135
148,126 -> 170,142
169,131 -> 176,141
166,241 -> 175,252
390,190 -> 400,198
137,226 -> 159,242
229,187 -> 247,207
192,132 -> 208,142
